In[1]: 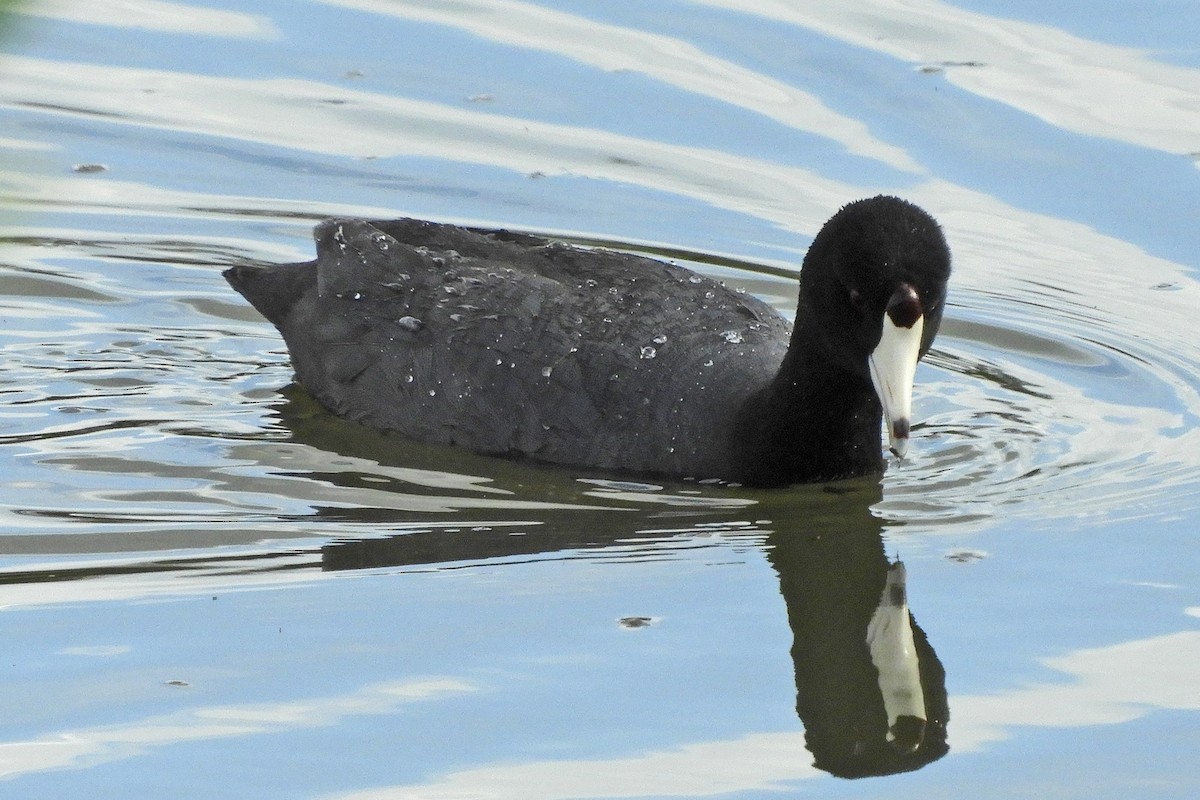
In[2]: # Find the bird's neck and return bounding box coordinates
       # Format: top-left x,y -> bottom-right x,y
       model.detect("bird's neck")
732,323 -> 885,486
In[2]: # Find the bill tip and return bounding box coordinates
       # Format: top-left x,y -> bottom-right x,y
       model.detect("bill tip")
888,421 -> 911,460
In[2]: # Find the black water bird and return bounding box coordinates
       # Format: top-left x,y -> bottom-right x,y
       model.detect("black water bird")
225,196 -> 950,486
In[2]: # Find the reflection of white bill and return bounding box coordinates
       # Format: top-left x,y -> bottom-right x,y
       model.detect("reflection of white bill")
866,561 -> 927,752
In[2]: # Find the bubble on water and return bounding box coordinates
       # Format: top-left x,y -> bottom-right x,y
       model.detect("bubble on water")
721,330 -> 743,344
640,346 -> 656,360
397,315 -> 423,332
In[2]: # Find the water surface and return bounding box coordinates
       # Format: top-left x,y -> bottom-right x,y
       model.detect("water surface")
1,1 -> 1199,797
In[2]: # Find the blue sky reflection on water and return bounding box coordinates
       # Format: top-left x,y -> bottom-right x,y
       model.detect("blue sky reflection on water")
1,0 -> 1199,797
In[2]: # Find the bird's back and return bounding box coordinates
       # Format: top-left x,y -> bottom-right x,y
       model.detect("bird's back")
225,218 -> 790,478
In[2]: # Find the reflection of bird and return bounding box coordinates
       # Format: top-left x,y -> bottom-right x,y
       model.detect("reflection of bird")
765,484 -> 949,779
226,196 -> 950,486
310,471 -> 950,780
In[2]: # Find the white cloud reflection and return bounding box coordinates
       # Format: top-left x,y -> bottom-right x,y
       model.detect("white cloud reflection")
327,621 -> 1200,799
16,0 -> 279,39
315,0 -> 922,173
0,52 -> 859,232
692,0 -> 1200,157
0,678 -> 475,780
330,733 -> 819,800
4,52 -> 1197,301
952,629 -> 1200,751
1,585 -> 1195,794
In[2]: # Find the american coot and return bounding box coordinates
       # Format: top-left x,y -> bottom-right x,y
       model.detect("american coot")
225,196 -> 950,486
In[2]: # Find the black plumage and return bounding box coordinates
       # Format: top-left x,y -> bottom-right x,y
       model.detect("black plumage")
225,196 -> 950,486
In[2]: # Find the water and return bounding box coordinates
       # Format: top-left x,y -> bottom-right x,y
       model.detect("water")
2,1 -> 1199,797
